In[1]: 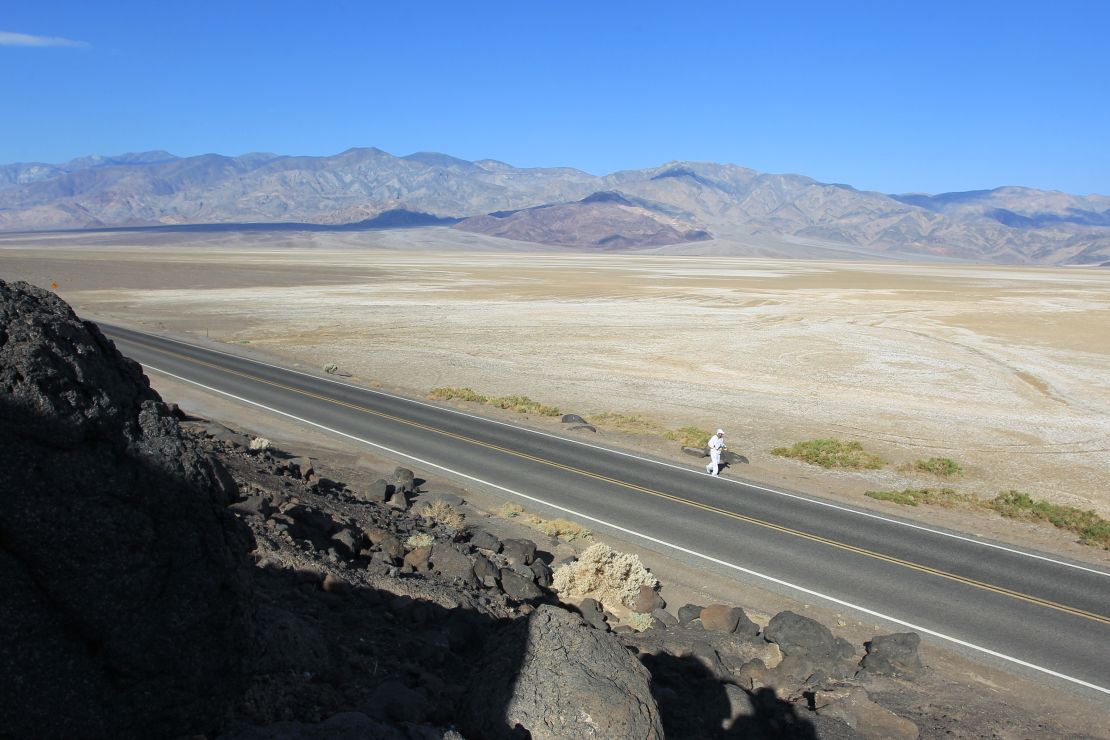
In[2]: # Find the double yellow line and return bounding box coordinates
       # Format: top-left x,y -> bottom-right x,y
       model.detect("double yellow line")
120,333 -> 1110,627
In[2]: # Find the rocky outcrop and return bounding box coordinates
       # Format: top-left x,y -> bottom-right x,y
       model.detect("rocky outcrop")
462,604 -> 663,739
0,280 -> 254,739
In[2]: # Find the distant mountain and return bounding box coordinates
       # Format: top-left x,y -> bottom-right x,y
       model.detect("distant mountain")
0,148 -> 1107,264
455,191 -> 711,248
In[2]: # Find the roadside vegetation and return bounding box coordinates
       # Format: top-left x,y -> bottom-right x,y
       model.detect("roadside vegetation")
587,411 -> 665,435
428,387 -> 560,416
771,439 -> 885,469
865,486 -> 1110,550
865,487 -> 978,508
913,457 -> 963,477
988,491 -> 1110,549
497,502 -> 592,542
664,425 -> 714,448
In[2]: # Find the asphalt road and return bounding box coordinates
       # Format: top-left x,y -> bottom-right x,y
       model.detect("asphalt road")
104,323 -> 1110,698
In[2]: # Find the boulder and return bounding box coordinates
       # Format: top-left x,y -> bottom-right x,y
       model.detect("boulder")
392,467 -> 416,494
764,611 -> 854,662
568,424 -> 597,433
631,585 -> 665,614
678,603 -> 704,625
815,687 -> 919,739
462,605 -> 662,739
429,544 -> 479,588
859,632 -> 923,678
469,528 -> 502,553
652,609 -> 679,628
472,553 -> 499,587
682,446 -> 708,458
501,538 -> 537,565
499,569 -> 544,601
700,604 -> 759,636
561,413 -> 588,424
353,479 -> 390,503
578,598 -> 609,632
0,280 -> 253,738
529,558 -> 554,588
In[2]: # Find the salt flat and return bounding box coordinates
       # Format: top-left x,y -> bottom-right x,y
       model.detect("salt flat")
3,237 -> 1108,520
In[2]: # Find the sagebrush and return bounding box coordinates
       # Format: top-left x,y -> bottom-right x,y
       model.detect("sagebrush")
552,542 -> 658,610
418,500 -> 464,529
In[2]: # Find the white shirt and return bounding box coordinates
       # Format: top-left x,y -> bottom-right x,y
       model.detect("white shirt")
708,434 -> 725,453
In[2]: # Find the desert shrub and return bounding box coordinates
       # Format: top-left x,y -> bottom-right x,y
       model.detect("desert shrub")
865,488 -> 977,508
914,457 -> 963,477
323,363 -> 339,374
248,436 -> 271,451
405,533 -> 435,549
418,500 -> 464,529
552,542 -> 659,610
499,502 -> 524,518
588,412 -> 665,435
490,394 -> 561,416
665,426 -> 713,448
989,491 -> 1110,549
537,518 -> 592,541
771,439 -> 884,469
429,387 -> 489,403
625,611 -> 655,632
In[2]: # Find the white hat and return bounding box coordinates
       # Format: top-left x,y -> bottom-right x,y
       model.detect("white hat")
717,429 -> 724,435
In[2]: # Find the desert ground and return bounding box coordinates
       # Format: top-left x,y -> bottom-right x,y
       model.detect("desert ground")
2,228 -> 1108,537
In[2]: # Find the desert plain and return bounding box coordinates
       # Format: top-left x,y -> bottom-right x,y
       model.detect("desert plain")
3,228 -> 1109,535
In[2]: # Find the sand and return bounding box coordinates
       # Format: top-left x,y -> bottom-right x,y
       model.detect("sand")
2,232 -> 1108,529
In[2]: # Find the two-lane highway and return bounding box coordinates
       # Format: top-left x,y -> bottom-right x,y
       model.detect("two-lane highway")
104,323 -> 1110,697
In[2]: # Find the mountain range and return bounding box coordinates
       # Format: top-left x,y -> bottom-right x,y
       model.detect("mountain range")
2,148 -> 1108,265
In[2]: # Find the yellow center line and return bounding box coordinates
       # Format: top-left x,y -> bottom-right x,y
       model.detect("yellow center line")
118,333 -> 1110,627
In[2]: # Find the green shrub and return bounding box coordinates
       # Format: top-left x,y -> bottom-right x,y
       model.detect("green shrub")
989,491 -> 1110,548
665,426 -> 713,448
538,518 -> 592,541
771,439 -> 884,469
865,488 -> 977,508
914,457 -> 963,477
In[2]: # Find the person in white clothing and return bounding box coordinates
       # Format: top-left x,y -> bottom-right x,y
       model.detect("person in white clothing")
706,429 -> 725,476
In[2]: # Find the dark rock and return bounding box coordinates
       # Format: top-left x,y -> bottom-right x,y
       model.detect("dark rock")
765,610 -> 847,660
631,585 -> 665,614
700,604 -> 758,636
429,544 -> 479,588
206,454 -> 240,504
403,546 -> 432,571
579,600 -> 610,632
677,603 -> 704,625
469,528 -> 502,553
329,528 -> 363,559
561,413 -> 588,424
364,680 -> 431,724
229,494 -> 274,519
462,605 -> 663,739
529,558 -> 553,587
568,424 -> 597,433
720,450 -> 745,464
499,568 -> 544,600
501,538 -> 537,565
472,553 -> 499,587
0,280 -> 253,738
294,455 -> 315,481
392,467 -> 416,494
353,478 -> 390,503
216,712 -> 407,740
376,533 -> 405,562
682,446 -> 708,458
387,488 -> 409,510
652,609 -> 679,628
860,632 -> 922,678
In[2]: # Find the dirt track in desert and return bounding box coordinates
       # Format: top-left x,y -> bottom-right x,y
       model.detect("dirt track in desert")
3,236 -> 1108,526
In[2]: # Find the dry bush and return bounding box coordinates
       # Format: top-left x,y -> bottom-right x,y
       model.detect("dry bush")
589,412 -> 665,435
419,500 -> 464,529
625,611 -> 655,632
552,542 -> 658,610
248,437 -> 271,451
499,502 -> 524,518
537,518 -> 592,541
405,533 -> 434,549
665,426 -> 713,448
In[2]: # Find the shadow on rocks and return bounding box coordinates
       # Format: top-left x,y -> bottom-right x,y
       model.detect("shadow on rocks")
639,651 -> 818,740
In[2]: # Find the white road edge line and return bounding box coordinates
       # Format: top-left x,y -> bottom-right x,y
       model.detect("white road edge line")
119,327 -> 1110,578
144,362 -> 1110,697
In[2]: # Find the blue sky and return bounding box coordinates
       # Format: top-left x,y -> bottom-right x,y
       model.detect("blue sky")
3,1 -> 1107,195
